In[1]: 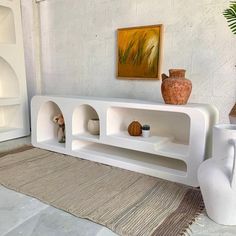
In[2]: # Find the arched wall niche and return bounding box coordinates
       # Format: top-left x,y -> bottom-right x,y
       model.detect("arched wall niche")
0,6 -> 16,44
0,57 -> 19,98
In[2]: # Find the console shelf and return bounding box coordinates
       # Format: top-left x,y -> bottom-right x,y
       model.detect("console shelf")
107,132 -> 188,161
31,95 -> 218,187
39,139 -> 66,151
157,142 -> 189,160
73,133 -> 100,142
72,142 -> 187,178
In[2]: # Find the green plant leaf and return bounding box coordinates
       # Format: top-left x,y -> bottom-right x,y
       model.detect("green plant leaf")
223,1 -> 236,35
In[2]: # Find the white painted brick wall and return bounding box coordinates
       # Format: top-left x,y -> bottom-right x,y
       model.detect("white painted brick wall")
39,0 -> 236,122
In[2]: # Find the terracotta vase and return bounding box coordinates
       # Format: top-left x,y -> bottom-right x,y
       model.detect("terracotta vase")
161,69 -> 192,105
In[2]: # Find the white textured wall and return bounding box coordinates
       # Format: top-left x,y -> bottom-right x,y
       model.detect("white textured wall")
21,0 -> 37,102
39,0 -> 236,122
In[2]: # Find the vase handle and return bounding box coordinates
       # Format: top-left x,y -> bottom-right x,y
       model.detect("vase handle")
161,74 -> 169,81
229,139 -> 236,189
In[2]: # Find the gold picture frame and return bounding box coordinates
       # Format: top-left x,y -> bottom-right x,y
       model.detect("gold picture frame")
117,24 -> 163,80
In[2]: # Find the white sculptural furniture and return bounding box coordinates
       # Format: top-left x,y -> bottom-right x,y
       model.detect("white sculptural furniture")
31,95 -> 218,187
0,0 -> 30,141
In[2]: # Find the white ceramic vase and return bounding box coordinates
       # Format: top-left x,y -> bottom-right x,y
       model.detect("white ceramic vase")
88,119 -> 100,135
198,124 -> 236,225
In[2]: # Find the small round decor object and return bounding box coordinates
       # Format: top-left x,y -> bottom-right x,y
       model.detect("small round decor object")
128,121 -> 142,136
88,118 -> 100,135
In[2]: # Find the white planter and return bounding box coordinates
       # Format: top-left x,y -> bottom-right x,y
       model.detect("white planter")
142,130 -> 150,138
198,124 -> 236,225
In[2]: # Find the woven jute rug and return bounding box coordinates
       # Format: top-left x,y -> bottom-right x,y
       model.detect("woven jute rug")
0,146 -> 204,236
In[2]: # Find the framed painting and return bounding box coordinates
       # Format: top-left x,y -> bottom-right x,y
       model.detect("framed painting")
117,24 -> 163,80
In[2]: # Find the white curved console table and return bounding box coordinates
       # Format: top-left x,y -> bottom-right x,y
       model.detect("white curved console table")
31,95 -> 218,187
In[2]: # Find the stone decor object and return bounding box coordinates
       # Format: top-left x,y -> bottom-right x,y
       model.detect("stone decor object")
128,121 -> 142,136
161,69 -> 192,105
198,124 -> 236,225
88,118 -> 100,135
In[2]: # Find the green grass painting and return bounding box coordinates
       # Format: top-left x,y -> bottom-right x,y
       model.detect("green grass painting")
117,25 -> 163,79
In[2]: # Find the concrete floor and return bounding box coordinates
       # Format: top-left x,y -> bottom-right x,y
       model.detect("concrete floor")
0,137 -> 236,236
